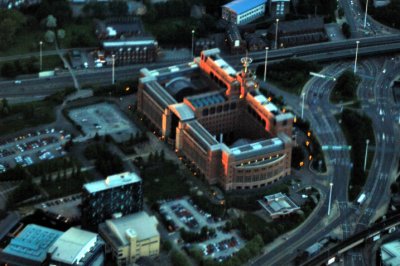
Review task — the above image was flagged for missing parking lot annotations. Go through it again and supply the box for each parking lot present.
[0,128,70,172]
[68,102,138,142]
[159,198,244,261]
[34,194,82,224]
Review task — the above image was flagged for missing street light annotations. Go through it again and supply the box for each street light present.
[354,40,360,74]
[263,47,269,82]
[39,41,43,71]
[275,19,279,49]
[112,54,115,85]
[191,29,195,58]
[364,0,369,29]
[363,139,370,171]
[328,182,333,216]
[301,92,305,119]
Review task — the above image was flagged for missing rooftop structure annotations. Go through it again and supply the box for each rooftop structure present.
[381,239,400,266]
[258,192,300,219]
[137,48,293,191]
[2,224,62,265]
[83,172,141,194]
[49,227,105,266]
[99,211,160,264]
[222,0,267,25]
[223,0,267,14]
[82,172,143,231]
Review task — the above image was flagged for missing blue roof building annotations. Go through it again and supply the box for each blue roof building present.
[1,224,62,265]
[222,0,267,25]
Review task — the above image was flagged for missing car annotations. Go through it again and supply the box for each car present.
[95,62,103,68]
[14,80,22,84]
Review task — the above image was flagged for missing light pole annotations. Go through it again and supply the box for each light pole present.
[263,47,269,82]
[328,182,333,216]
[364,0,369,29]
[39,41,43,71]
[301,92,305,119]
[275,18,279,49]
[363,139,370,171]
[191,29,195,58]
[112,54,115,85]
[354,40,360,73]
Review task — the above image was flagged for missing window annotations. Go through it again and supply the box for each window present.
[202,109,209,116]
[210,107,215,114]
[217,106,222,113]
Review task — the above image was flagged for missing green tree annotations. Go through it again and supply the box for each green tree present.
[342,22,351,38]
[170,249,190,266]
[0,9,26,51]
[1,62,17,78]
[109,0,128,16]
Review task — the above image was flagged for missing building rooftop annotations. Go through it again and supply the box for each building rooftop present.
[83,172,142,194]
[258,192,300,215]
[102,37,157,48]
[223,0,267,15]
[230,138,284,159]
[187,91,226,108]
[3,224,62,263]
[101,212,159,247]
[49,227,100,265]
[270,17,325,35]
[381,239,400,266]
[0,211,20,241]
[253,94,279,113]
[169,103,195,121]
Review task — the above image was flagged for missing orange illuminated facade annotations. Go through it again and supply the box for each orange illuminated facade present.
[137,49,294,190]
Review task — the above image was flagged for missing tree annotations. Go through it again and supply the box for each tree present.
[342,22,351,38]
[45,30,56,43]
[45,14,57,28]
[1,62,17,78]
[57,29,65,39]
[0,9,26,51]
[109,0,128,16]
[170,249,190,266]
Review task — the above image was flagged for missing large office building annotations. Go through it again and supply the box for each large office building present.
[0,224,62,266]
[82,172,143,231]
[48,227,105,266]
[222,0,267,25]
[137,48,294,191]
[269,0,291,18]
[99,211,159,266]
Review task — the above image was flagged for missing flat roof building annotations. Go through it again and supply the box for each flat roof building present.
[48,227,105,266]
[137,48,294,191]
[258,192,300,219]
[222,0,267,25]
[381,239,400,266]
[82,172,143,231]
[0,224,62,266]
[99,211,159,265]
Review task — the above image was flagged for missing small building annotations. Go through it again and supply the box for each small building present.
[269,0,291,18]
[258,192,300,219]
[381,239,400,266]
[102,37,158,66]
[267,17,327,48]
[48,227,105,266]
[95,17,145,40]
[0,224,62,266]
[98,211,160,265]
[194,38,216,57]
[225,23,247,54]
[374,0,390,7]
[244,32,267,51]
[222,0,267,25]
[81,172,143,231]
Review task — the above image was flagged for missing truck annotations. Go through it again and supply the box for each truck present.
[356,193,366,205]
[38,70,55,78]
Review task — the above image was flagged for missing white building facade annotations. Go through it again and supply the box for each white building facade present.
[222,0,267,25]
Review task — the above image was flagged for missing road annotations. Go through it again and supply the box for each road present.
[251,64,354,265]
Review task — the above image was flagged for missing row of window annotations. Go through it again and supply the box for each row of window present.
[235,177,281,189]
[202,102,237,116]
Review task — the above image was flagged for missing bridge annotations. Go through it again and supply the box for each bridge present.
[227,34,400,65]
[300,213,400,266]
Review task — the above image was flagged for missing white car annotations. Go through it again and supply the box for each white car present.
[95,62,103,68]
[14,80,22,84]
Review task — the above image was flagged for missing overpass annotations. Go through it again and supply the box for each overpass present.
[300,213,400,266]
[227,34,400,65]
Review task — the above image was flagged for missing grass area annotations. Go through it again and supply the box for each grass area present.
[330,70,360,103]
[60,20,98,48]
[41,172,92,199]
[0,87,75,136]
[0,29,49,57]
[0,55,64,77]
[140,159,190,205]
[257,59,322,95]
[336,109,375,201]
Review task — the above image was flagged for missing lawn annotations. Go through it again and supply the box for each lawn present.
[0,29,49,57]
[141,160,190,204]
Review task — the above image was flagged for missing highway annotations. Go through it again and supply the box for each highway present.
[3,34,400,98]
[250,64,354,265]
